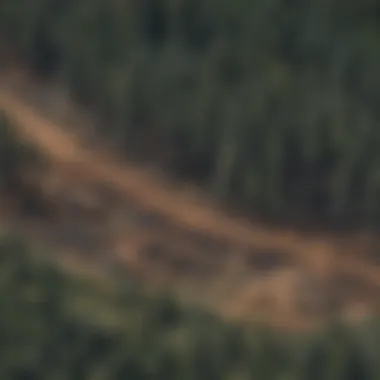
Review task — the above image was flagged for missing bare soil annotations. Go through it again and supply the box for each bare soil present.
[1,67,380,331]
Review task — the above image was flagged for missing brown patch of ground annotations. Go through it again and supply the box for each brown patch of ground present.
[1,67,380,331]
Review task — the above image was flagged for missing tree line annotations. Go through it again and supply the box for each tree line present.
[2,0,380,227]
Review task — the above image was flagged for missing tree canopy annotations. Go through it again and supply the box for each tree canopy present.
[2,0,380,227]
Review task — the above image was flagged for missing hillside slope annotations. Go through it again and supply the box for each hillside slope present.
[1,68,380,330]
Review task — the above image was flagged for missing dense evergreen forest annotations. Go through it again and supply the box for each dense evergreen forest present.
[1,50,380,380]
[0,116,379,380]
[0,234,379,380]
[2,0,380,227]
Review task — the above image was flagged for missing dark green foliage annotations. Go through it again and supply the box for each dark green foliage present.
[2,0,380,227]
[0,111,51,218]
[0,111,44,194]
[0,235,380,379]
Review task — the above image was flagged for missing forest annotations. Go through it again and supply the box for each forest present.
[0,75,380,380]
[2,100,379,380]
[2,1,380,378]
[2,0,380,227]
[0,235,379,380]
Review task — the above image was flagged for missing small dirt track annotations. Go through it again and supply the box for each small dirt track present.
[1,70,380,331]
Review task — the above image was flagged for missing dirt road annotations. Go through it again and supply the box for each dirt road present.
[1,70,380,330]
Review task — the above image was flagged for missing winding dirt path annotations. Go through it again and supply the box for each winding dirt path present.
[0,84,326,261]
[1,70,380,330]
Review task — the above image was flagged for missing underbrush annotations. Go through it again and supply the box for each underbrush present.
[0,235,379,379]
[0,110,51,217]
[0,111,41,191]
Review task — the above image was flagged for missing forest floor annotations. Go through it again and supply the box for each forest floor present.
[1,66,380,331]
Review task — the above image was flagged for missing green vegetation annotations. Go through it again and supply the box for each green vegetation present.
[3,4,380,377]
[0,110,50,219]
[0,234,378,379]
[2,0,380,227]
[0,111,44,194]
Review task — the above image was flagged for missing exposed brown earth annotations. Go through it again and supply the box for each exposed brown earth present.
[1,66,380,331]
